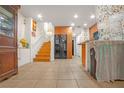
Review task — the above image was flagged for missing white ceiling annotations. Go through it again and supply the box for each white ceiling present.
[20,5,97,28]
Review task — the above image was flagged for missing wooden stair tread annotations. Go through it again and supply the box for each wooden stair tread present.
[34,58,50,62]
[34,57,50,60]
[36,54,50,56]
[33,41,51,62]
[38,52,50,53]
[37,55,50,57]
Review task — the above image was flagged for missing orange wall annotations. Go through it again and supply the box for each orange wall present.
[82,43,86,67]
[55,26,72,59]
[89,24,98,40]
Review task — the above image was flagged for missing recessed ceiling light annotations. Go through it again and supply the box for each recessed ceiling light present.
[69,27,72,30]
[90,14,95,19]
[71,23,75,26]
[0,16,4,20]
[84,23,87,26]
[38,14,42,18]
[73,33,76,37]
[74,14,78,19]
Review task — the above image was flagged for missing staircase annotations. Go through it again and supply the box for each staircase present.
[33,41,51,62]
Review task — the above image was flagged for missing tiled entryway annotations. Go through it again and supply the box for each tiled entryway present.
[0,57,124,88]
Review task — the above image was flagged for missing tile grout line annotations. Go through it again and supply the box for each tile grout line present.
[71,69,80,88]
[71,66,79,88]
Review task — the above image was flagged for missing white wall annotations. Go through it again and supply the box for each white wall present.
[25,17,32,45]
[18,11,31,67]
[18,11,26,47]
[75,36,82,57]
[43,22,55,61]
[49,23,55,62]
[18,49,30,67]
[18,11,47,66]
[73,37,76,56]
[73,28,89,57]
[30,19,46,62]
[24,19,55,62]
[18,11,55,66]
[31,20,44,45]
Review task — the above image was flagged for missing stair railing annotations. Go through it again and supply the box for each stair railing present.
[30,33,46,62]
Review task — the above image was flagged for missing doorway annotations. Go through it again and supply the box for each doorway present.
[54,35,67,59]
[72,40,74,56]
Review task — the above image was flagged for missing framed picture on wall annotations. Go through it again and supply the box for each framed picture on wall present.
[32,19,36,37]
[32,19,37,31]
[93,31,99,40]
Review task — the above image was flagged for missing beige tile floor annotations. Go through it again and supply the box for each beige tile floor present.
[0,57,124,88]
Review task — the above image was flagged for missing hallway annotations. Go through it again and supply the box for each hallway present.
[0,57,123,88]
[0,57,97,88]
